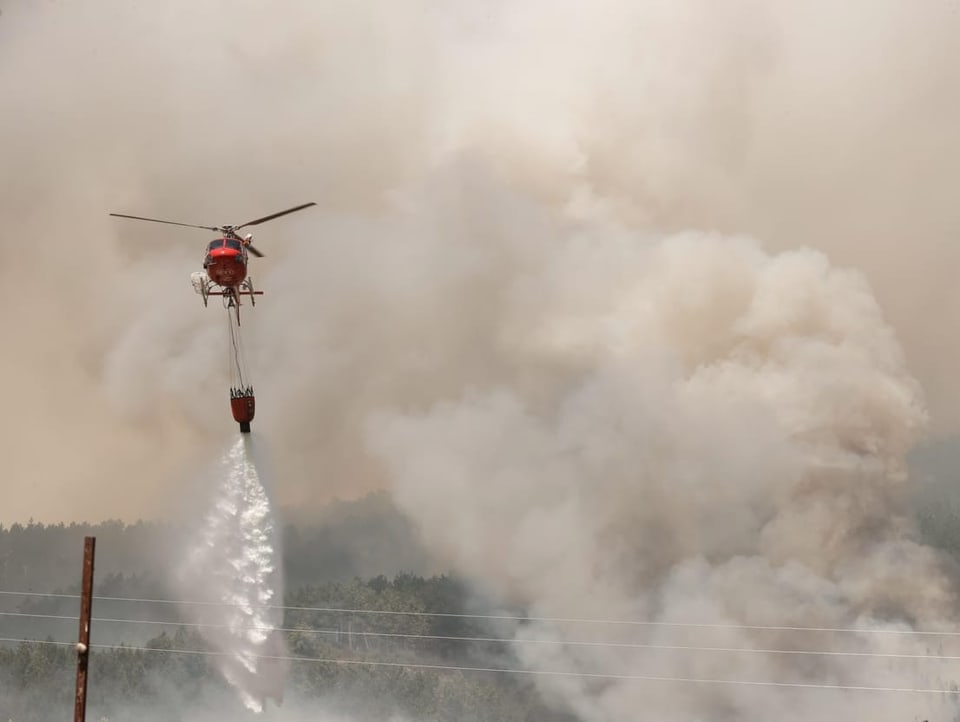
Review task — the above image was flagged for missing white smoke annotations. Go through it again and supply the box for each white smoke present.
[4,0,960,718]
[365,230,960,720]
[174,435,288,713]
[2,0,960,524]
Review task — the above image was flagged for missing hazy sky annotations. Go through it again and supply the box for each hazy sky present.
[1,0,958,527]
[6,3,960,719]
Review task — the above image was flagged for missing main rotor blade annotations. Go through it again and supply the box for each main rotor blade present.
[247,244,265,258]
[236,202,317,229]
[109,213,220,232]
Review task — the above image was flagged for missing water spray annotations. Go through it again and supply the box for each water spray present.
[174,434,287,713]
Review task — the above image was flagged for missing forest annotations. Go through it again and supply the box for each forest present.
[0,493,577,721]
[3,450,960,722]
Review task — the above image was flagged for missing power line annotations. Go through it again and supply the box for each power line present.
[3,589,960,638]
[4,611,960,664]
[0,611,77,622]
[2,636,960,696]
[90,619,960,663]
[0,590,78,600]
[0,636,72,648]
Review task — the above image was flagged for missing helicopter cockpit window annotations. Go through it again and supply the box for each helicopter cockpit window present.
[207,240,223,251]
[225,239,243,252]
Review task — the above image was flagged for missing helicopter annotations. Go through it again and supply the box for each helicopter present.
[109,202,317,325]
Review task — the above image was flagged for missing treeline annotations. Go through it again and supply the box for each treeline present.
[0,491,433,595]
[7,481,960,720]
[0,496,576,719]
[0,574,575,722]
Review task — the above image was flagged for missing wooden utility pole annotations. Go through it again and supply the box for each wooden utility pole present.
[74,536,96,722]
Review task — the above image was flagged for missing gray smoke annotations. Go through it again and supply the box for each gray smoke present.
[3,1,960,718]
[2,0,960,523]
[365,230,960,720]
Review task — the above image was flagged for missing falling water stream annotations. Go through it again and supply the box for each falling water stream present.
[175,435,287,713]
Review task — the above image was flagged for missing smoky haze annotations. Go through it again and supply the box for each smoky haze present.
[5,1,960,719]
[366,230,957,719]
[2,0,958,523]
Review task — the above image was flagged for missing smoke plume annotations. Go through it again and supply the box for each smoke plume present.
[1,0,959,522]
[3,1,960,717]
[365,228,960,719]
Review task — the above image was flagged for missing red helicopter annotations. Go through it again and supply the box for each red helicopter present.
[109,202,317,325]
[110,202,316,433]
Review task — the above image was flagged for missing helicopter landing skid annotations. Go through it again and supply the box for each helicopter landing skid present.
[208,284,263,326]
